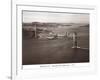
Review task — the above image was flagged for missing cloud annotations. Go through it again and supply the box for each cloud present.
[23,11,89,23]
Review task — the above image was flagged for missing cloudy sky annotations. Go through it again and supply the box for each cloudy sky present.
[23,11,89,23]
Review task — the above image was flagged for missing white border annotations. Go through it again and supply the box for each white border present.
[12,2,97,80]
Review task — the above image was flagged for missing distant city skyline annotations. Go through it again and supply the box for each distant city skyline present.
[23,11,89,23]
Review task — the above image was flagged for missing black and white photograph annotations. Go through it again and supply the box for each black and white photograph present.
[22,10,89,65]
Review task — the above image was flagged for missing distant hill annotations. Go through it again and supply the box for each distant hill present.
[22,22,89,28]
[22,23,32,26]
[80,24,89,27]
